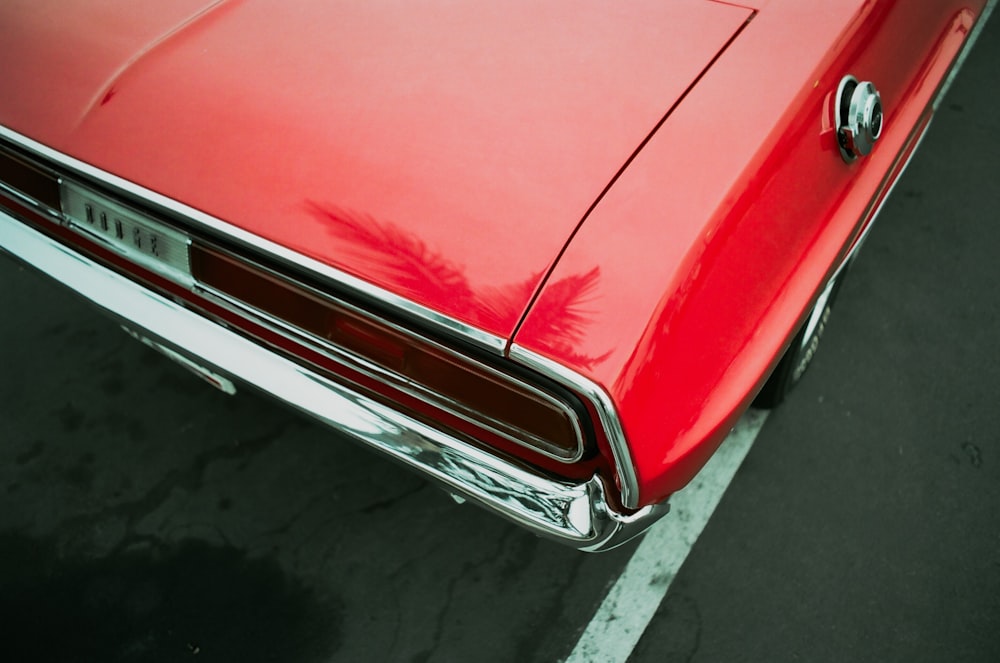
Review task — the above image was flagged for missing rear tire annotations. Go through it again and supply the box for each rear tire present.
[753,263,850,409]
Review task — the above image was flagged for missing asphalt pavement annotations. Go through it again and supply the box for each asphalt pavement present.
[1,12,998,663]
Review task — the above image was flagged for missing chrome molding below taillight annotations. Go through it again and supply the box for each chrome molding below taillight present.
[0,209,666,551]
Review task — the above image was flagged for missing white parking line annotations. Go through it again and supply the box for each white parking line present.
[565,409,770,663]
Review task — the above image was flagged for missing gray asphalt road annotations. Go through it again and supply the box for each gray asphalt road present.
[1,12,998,663]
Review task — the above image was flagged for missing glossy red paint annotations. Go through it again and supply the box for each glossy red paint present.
[514,0,987,505]
[0,0,751,341]
[1,0,990,530]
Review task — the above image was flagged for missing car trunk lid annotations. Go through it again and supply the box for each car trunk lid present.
[0,0,752,343]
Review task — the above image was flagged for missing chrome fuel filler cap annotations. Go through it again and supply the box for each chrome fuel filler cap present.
[835,75,883,162]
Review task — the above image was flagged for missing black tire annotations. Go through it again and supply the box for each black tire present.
[753,263,850,409]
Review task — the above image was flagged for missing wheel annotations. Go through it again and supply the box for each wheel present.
[753,262,850,409]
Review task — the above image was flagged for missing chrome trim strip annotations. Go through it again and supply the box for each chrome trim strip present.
[508,345,641,510]
[933,0,997,111]
[0,125,507,355]
[0,208,662,550]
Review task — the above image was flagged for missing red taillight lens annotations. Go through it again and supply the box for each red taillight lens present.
[0,149,61,210]
[403,343,582,458]
[190,246,583,460]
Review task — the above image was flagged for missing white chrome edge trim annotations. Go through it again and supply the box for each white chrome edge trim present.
[0,125,507,356]
[933,0,997,111]
[508,344,641,510]
[0,209,662,550]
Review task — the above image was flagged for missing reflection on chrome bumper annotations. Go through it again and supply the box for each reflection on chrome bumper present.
[0,211,667,551]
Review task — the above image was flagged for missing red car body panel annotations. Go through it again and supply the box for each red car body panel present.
[0,0,750,340]
[0,0,991,546]
[516,0,987,504]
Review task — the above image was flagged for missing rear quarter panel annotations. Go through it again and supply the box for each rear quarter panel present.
[513,0,988,506]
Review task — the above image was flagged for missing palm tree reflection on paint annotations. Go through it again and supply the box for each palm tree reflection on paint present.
[307,201,610,371]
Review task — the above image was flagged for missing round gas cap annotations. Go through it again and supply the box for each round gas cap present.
[835,75,883,162]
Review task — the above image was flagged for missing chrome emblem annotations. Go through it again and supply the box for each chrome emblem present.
[835,75,883,162]
[60,179,193,286]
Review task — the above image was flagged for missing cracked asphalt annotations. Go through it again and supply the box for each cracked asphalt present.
[2,15,998,663]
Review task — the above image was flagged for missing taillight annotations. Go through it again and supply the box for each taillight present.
[0,149,61,210]
[0,144,586,462]
[190,245,584,460]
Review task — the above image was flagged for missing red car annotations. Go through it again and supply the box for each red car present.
[0,0,993,550]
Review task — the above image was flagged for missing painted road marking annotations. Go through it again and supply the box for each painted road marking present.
[565,409,769,663]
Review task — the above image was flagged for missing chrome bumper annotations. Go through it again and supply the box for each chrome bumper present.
[0,210,666,551]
